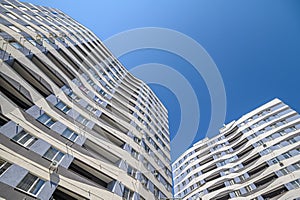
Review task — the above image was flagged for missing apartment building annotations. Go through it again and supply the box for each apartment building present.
[0,0,172,199]
[173,99,300,200]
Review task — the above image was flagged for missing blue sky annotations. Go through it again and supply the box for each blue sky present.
[23,0,300,160]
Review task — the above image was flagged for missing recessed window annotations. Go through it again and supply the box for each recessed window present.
[19,6,28,11]
[12,130,37,148]
[35,15,43,21]
[10,41,23,50]
[27,37,37,46]
[16,173,45,196]
[122,187,134,200]
[39,25,48,32]
[76,115,89,126]
[31,8,38,12]
[62,128,78,142]
[2,4,13,9]
[0,158,12,176]
[8,25,21,33]
[55,101,70,113]
[37,113,56,128]
[22,14,31,20]
[6,12,17,19]
[46,16,53,22]
[26,25,36,32]
[43,146,64,163]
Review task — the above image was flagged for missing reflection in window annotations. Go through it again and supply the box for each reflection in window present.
[0,158,12,176]
[12,130,37,148]
[6,12,17,19]
[37,113,56,127]
[16,173,45,196]
[8,25,21,33]
[10,41,23,49]
[62,128,78,142]
[55,101,70,113]
[43,146,64,163]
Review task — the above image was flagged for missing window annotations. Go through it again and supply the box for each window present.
[282,152,292,159]
[39,25,48,32]
[26,25,36,32]
[26,37,37,46]
[31,8,38,12]
[233,189,241,197]
[122,187,134,200]
[12,130,37,148]
[18,6,28,11]
[35,15,43,21]
[290,179,300,189]
[293,162,300,170]
[55,101,70,113]
[22,14,31,20]
[16,173,45,196]
[8,25,21,33]
[76,115,89,126]
[245,184,255,193]
[127,165,137,178]
[0,158,11,176]
[10,41,23,50]
[3,4,13,9]
[61,128,78,142]
[131,148,139,160]
[43,147,64,163]
[280,167,289,175]
[37,113,56,127]
[6,12,17,19]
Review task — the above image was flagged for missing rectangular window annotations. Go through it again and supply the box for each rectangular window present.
[55,101,70,113]
[26,25,36,33]
[234,189,241,197]
[37,113,56,127]
[35,15,43,21]
[3,4,13,9]
[293,162,300,170]
[61,128,78,142]
[76,115,89,126]
[280,167,289,175]
[282,152,292,159]
[16,173,45,196]
[22,14,31,20]
[122,187,134,200]
[6,12,17,19]
[18,6,28,11]
[10,41,23,49]
[43,147,64,163]
[291,179,300,189]
[8,25,21,33]
[0,158,12,176]
[12,130,37,148]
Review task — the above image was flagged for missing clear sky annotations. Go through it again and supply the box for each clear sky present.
[22,0,300,160]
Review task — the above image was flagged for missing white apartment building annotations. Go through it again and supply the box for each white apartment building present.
[0,0,172,199]
[173,98,300,200]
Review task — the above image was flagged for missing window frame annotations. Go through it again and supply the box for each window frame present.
[55,101,70,114]
[16,173,45,196]
[0,158,12,176]
[12,130,37,148]
[61,128,78,142]
[37,113,56,128]
[43,146,65,164]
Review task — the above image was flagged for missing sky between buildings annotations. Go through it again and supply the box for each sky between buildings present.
[22,0,300,160]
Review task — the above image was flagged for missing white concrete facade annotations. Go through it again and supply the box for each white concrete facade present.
[173,98,300,200]
[0,0,172,199]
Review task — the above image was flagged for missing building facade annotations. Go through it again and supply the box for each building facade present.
[173,99,300,200]
[0,0,172,199]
